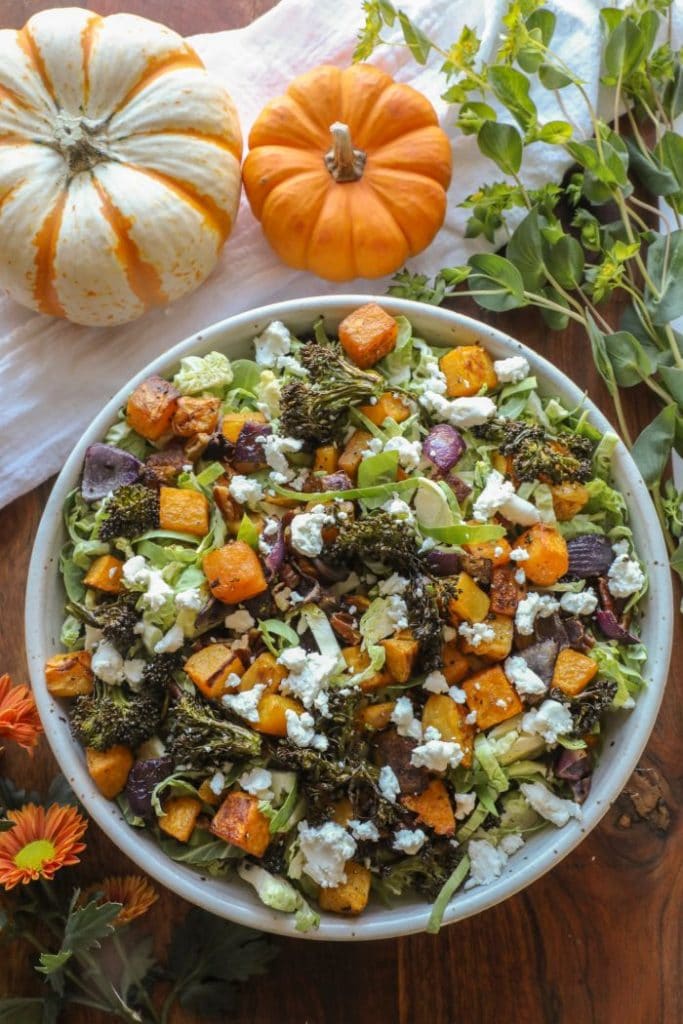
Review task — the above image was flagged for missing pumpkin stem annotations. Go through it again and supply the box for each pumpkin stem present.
[52,114,108,177]
[325,121,367,183]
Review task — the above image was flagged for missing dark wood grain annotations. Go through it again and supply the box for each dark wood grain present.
[1,2,681,1022]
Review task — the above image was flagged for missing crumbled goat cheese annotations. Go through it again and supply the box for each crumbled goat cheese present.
[253,320,292,367]
[392,828,427,855]
[454,792,477,820]
[522,699,573,745]
[381,495,415,522]
[505,655,547,697]
[229,474,264,508]
[209,771,226,796]
[222,684,266,723]
[278,647,338,710]
[559,588,598,616]
[363,436,384,457]
[238,767,274,800]
[493,355,530,383]
[384,435,422,471]
[121,658,145,690]
[515,591,560,635]
[378,765,401,803]
[421,392,497,428]
[225,609,256,632]
[297,821,356,888]
[290,506,333,557]
[378,573,409,597]
[607,541,645,599]
[386,594,409,633]
[154,622,185,654]
[122,555,172,612]
[500,833,525,856]
[348,819,380,843]
[261,434,303,483]
[449,686,467,705]
[465,839,508,889]
[175,588,204,612]
[442,625,457,642]
[410,738,463,771]
[284,709,328,751]
[521,781,582,827]
[465,709,478,725]
[458,621,495,647]
[84,626,103,651]
[423,670,449,694]
[91,640,124,685]
[515,568,526,585]
[472,470,540,525]
[509,546,530,562]
[391,696,423,741]
[134,619,162,654]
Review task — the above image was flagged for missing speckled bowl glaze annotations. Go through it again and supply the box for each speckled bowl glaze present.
[26,296,673,941]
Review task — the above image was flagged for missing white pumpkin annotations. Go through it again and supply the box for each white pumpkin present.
[0,8,242,326]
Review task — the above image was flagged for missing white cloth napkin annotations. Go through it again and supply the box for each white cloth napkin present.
[0,0,650,506]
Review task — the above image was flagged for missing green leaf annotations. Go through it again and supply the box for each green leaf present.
[357,449,398,492]
[477,120,523,176]
[646,229,683,325]
[544,234,584,289]
[603,17,645,81]
[658,130,683,195]
[631,405,676,486]
[518,8,555,72]
[625,138,681,197]
[538,62,572,89]
[488,65,537,131]
[586,315,617,397]
[604,331,655,387]
[398,11,431,64]
[37,951,72,976]
[539,287,570,330]
[663,63,683,121]
[0,999,59,1024]
[236,514,260,551]
[658,365,683,404]
[426,854,470,934]
[457,101,497,136]
[506,207,545,290]
[421,522,505,545]
[259,618,300,653]
[63,897,122,954]
[534,120,573,145]
[467,253,527,312]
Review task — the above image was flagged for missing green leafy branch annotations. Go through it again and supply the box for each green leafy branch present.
[355,0,683,592]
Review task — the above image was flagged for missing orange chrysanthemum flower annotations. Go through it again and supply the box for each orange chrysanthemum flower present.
[0,804,87,890]
[82,874,158,926]
[0,674,42,753]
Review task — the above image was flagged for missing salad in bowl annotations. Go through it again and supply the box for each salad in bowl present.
[40,301,655,934]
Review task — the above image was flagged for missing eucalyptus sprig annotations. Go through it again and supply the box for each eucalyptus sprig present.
[355,0,683,594]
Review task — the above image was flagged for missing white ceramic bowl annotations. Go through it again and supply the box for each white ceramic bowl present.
[26,296,673,941]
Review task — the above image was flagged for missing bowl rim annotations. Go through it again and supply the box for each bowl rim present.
[25,294,673,942]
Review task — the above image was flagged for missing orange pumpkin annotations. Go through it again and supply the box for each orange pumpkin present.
[242,64,452,281]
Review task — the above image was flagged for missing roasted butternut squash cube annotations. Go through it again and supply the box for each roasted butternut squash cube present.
[463,534,511,568]
[441,641,470,686]
[86,745,133,799]
[490,564,525,617]
[440,346,497,398]
[342,646,391,693]
[463,666,523,730]
[551,648,598,696]
[203,541,267,604]
[332,797,354,826]
[221,409,267,444]
[338,429,373,481]
[338,303,398,369]
[381,631,419,683]
[422,694,475,768]
[210,790,270,856]
[83,554,124,594]
[402,778,455,836]
[45,650,94,697]
[172,395,220,437]
[126,375,179,441]
[313,445,339,474]
[358,391,410,426]
[239,652,286,695]
[184,644,243,700]
[197,779,222,806]
[318,861,371,915]
[159,486,209,537]
[358,701,395,731]
[158,796,202,843]
[515,524,569,587]
[448,572,490,624]
[254,693,305,736]
[459,614,514,662]
[550,481,589,522]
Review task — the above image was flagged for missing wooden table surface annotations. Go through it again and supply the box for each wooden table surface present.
[1,1,681,1022]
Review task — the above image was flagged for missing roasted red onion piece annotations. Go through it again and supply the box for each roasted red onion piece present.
[262,521,286,578]
[234,421,271,464]
[595,609,639,644]
[423,548,461,577]
[567,534,614,577]
[125,755,173,818]
[319,471,353,491]
[423,424,466,472]
[82,443,141,501]
[516,639,559,686]
[555,746,593,803]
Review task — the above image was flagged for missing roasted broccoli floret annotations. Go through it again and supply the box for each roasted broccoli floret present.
[379,841,462,901]
[325,510,422,573]
[98,483,159,541]
[549,677,618,735]
[472,418,594,483]
[279,338,384,444]
[71,683,165,752]
[164,693,262,769]
[140,653,181,689]
[97,595,139,652]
